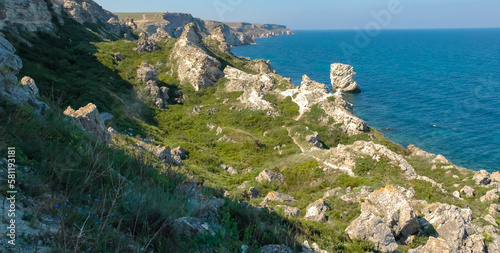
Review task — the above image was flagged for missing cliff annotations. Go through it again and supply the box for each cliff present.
[115,12,294,47]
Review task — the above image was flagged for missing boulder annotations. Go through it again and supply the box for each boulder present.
[460,186,476,198]
[137,62,158,82]
[256,168,286,185]
[362,186,419,238]
[154,145,176,165]
[304,198,331,222]
[259,244,293,253]
[63,103,111,144]
[488,234,500,253]
[480,189,499,203]
[145,80,169,108]
[491,172,500,183]
[330,63,360,93]
[473,170,491,186]
[171,23,223,90]
[306,133,323,148]
[262,192,297,205]
[277,205,300,218]
[301,240,328,253]
[420,203,473,252]
[134,35,160,53]
[484,214,498,227]
[323,187,342,198]
[247,187,261,199]
[345,211,399,253]
[171,146,189,160]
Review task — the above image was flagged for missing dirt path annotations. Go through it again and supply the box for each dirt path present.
[287,127,305,153]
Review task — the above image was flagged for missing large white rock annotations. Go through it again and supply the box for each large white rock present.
[330,63,360,93]
[64,103,111,144]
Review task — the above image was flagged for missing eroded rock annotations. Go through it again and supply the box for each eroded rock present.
[346,211,399,253]
[304,198,331,222]
[330,63,360,93]
[64,103,111,143]
[262,191,297,205]
[256,168,286,185]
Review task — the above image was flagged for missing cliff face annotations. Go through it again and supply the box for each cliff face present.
[0,0,131,38]
[0,0,54,32]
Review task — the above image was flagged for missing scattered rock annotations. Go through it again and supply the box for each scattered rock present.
[484,214,498,227]
[330,63,360,93]
[304,198,331,222]
[464,234,486,253]
[453,190,462,199]
[145,80,169,108]
[301,240,328,253]
[277,205,300,218]
[473,170,491,186]
[256,168,286,185]
[247,187,261,198]
[218,135,236,143]
[408,237,450,253]
[461,186,476,198]
[64,103,111,144]
[175,179,204,199]
[134,34,160,53]
[323,187,342,198]
[345,211,399,253]
[480,189,499,203]
[209,108,219,114]
[489,204,500,216]
[216,126,223,135]
[226,166,238,175]
[491,172,500,183]
[193,106,201,114]
[173,217,210,237]
[432,154,449,164]
[237,181,250,191]
[306,133,323,148]
[262,192,297,205]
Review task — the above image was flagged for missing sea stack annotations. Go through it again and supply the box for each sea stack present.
[330,63,361,93]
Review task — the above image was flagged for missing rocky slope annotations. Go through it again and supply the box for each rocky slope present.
[1,1,499,252]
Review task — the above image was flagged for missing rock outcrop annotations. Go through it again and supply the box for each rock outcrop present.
[304,198,331,222]
[256,168,286,185]
[259,244,293,253]
[63,103,111,144]
[145,80,169,108]
[277,205,300,218]
[261,191,297,205]
[137,62,158,82]
[281,75,367,135]
[330,63,360,93]
[171,23,224,90]
[419,203,473,252]
[0,0,54,32]
[346,186,418,252]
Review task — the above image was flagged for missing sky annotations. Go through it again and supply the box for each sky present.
[96,0,500,30]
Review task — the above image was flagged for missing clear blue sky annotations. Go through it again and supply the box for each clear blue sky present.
[96,0,500,30]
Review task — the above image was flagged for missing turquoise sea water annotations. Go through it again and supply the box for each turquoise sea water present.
[232,29,500,171]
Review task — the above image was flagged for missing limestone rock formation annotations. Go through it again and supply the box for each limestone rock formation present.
[461,186,476,198]
[304,199,331,222]
[134,35,160,53]
[408,237,450,253]
[330,63,361,93]
[171,23,224,90]
[420,202,473,252]
[63,103,111,144]
[223,66,275,93]
[145,80,169,108]
[346,211,399,252]
[301,240,328,253]
[154,146,176,165]
[480,189,499,203]
[473,170,492,186]
[137,62,158,82]
[256,168,286,185]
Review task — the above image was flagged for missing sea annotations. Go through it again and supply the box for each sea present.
[232,29,500,172]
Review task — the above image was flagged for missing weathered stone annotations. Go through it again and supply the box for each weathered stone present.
[453,190,462,199]
[306,133,323,148]
[304,198,331,222]
[134,35,160,53]
[171,146,189,160]
[0,0,54,32]
[345,211,399,253]
[262,192,297,205]
[259,244,293,253]
[461,186,476,198]
[420,203,473,252]
[301,240,328,253]
[137,62,158,82]
[489,204,500,216]
[408,237,450,253]
[171,23,224,90]
[484,214,498,227]
[277,205,300,218]
[175,179,204,199]
[145,80,169,108]
[172,217,206,237]
[323,187,342,198]
[473,170,491,186]
[480,189,499,203]
[154,146,176,165]
[256,168,286,185]
[464,234,486,253]
[330,63,360,93]
[491,172,500,183]
[488,233,500,253]
[64,103,111,143]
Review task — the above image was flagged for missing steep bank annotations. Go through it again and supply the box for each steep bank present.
[1,1,500,252]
